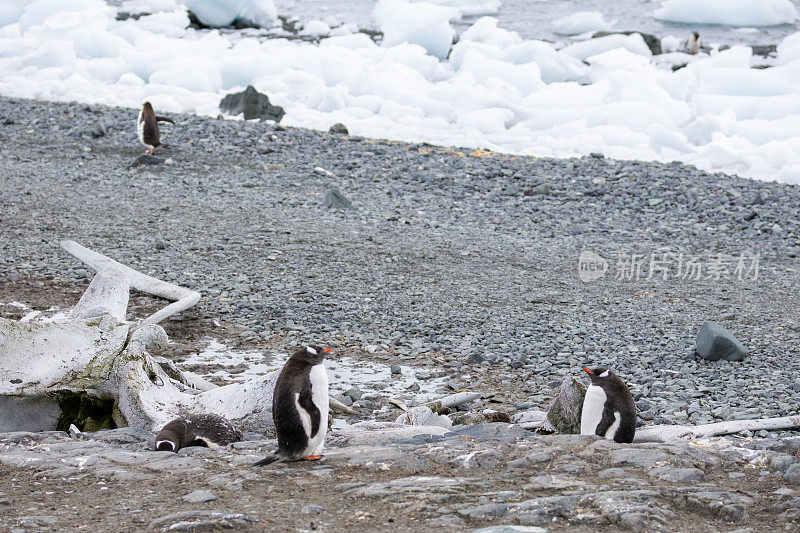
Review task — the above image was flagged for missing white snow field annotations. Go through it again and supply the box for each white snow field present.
[654,0,799,27]
[1,0,800,183]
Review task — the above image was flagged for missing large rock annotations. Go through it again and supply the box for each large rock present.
[219,85,285,122]
[696,321,748,361]
[547,376,586,434]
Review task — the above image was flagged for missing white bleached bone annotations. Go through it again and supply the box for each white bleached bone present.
[439,391,480,408]
[634,415,800,443]
[60,240,200,329]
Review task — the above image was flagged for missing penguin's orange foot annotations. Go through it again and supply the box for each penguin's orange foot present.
[303,455,321,461]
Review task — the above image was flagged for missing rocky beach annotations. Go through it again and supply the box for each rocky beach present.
[1,96,800,531]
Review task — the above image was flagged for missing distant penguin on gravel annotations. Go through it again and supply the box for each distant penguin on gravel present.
[137,102,174,155]
[155,413,243,452]
[255,345,331,466]
[580,367,636,443]
[685,31,702,55]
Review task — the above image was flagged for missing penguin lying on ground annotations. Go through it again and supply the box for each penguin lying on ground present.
[155,413,243,452]
[255,345,331,466]
[580,366,636,443]
[137,102,174,155]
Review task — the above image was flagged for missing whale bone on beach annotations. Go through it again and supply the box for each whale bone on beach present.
[0,241,279,434]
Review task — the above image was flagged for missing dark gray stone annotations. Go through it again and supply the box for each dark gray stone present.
[329,123,349,135]
[219,85,285,122]
[128,153,166,168]
[695,321,748,361]
[323,188,352,209]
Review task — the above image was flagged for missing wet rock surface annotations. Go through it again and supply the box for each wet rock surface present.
[1,427,799,530]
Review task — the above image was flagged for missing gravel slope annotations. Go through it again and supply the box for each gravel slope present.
[1,96,799,431]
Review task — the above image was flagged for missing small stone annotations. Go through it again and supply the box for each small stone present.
[328,123,348,135]
[332,393,353,407]
[525,183,551,196]
[127,153,166,168]
[344,388,363,401]
[302,504,325,513]
[182,489,217,503]
[90,122,106,137]
[390,364,402,375]
[695,321,748,362]
[155,240,166,250]
[323,188,352,209]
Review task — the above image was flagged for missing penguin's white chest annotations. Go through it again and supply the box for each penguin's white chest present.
[136,111,146,145]
[581,384,607,436]
[294,363,329,457]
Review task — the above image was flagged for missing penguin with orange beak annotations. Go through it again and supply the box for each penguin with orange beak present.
[580,366,636,443]
[255,345,333,465]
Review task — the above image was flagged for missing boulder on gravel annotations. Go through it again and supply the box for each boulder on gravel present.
[547,376,586,434]
[329,123,349,135]
[323,188,353,209]
[219,85,285,122]
[696,321,748,362]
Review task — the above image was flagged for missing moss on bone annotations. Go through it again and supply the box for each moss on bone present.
[53,390,116,432]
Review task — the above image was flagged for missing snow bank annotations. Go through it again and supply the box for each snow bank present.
[552,11,612,36]
[373,0,457,59]
[654,0,799,27]
[1,4,799,183]
[777,31,800,64]
[183,0,276,28]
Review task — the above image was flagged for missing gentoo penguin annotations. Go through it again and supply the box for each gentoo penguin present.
[137,102,174,155]
[155,413,243,452]
[580,367,636,443]
[685,31,702,55]
[255,345,331,466]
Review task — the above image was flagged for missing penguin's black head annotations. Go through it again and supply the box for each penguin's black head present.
[290,344,331,365]
[691,31,700,40]
[154,428,180,452]
[582,366,613,383]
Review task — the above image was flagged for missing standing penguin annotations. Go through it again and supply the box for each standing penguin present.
[685,31,702,55]
[137,102,174,155]
[154,413,243,452]
[255,345,331,466]
[580,367,636,443]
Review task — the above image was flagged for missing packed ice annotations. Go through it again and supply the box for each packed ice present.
[551,11,612,36]
[0,1,799,182]
[653,0,799,27]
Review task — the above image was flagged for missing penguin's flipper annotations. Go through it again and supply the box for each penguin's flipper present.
[298,382,322,439]
[594,403,618,438]
[156,116,175,124]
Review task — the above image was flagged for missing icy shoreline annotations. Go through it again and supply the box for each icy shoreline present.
[0,1,799,182]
